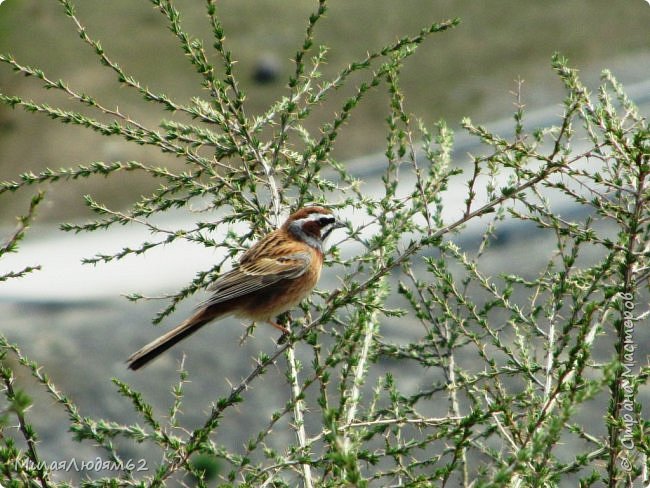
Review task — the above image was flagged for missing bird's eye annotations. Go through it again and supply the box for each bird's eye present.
[319,217,335,226]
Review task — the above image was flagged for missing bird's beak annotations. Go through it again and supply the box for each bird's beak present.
[333,219,346,229]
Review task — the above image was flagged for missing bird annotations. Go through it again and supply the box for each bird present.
[127,206,344,370]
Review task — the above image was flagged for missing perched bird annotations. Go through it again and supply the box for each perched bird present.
[127,206,344,370]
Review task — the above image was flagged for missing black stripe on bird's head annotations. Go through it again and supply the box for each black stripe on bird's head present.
[285,206,344,249]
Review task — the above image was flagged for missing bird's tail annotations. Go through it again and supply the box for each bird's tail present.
[127,308,219,370]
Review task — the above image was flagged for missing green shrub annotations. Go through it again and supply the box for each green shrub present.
[1,1,648,486]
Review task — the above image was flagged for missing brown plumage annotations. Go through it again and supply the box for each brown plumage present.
[127,206,343,370]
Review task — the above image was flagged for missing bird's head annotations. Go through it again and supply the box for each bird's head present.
[284,206,345,251]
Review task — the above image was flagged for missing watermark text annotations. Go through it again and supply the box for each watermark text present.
[15,457,148,473]
[618,292,638,472]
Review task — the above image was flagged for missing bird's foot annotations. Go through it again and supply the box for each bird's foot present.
[269,320,290,344]
[268,320,289,334]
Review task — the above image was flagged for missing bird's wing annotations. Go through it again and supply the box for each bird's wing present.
[202,251,312,306]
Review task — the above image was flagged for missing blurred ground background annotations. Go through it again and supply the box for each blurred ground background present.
[1,0,650,221]
[0,1,649,484]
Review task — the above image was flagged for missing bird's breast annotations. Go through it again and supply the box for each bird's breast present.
[239,249,323,322]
